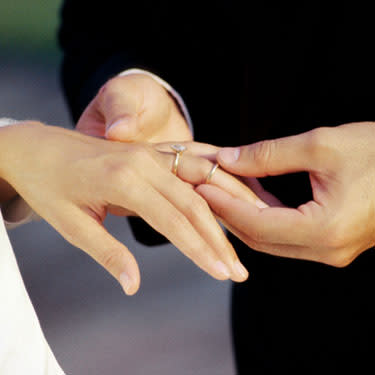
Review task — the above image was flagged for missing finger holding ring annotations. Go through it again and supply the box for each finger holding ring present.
[205,163,219,184]
[170,144,187,175]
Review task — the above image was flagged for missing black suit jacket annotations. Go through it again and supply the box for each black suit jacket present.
[59,0,375,201]
[59,1,375,372]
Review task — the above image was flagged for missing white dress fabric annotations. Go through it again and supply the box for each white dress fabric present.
[0,118,64,373]
[0,210,64,374]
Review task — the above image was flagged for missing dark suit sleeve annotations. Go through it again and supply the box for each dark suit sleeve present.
[58,0,194,246]
[58,0,201,122]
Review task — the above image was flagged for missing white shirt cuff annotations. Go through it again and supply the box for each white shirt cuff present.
[0,118,20,127]
[118,68,193,135]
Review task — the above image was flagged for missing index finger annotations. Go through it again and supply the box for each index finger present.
[178,153,267,207]
[196,184,315,247]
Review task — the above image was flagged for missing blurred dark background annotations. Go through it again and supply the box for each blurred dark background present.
[0,1,234,374]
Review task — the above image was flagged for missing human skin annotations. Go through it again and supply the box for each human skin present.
[76,74,192,143]
[86,75,375,267]
[0,122,265,294]
[197,122,375,267]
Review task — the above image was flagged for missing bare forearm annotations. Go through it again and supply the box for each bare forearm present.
[0,122,45,204]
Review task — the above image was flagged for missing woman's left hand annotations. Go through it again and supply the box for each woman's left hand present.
[0,123,264,295]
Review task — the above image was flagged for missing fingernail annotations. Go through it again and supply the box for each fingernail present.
[255,200,268,209]
[106,119,127,135]
[214,260,231,279]
[234,260,249,280]
[119,271,132,295]
[218,147,240,164]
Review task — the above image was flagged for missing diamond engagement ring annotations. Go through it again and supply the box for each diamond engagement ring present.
[170,144,187,175]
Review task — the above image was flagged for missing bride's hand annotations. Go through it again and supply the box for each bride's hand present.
[0,123,262,295]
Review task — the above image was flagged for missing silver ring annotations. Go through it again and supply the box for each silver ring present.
[170,144,187,175]
[205,163,219,184]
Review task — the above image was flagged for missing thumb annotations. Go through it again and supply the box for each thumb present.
[217,131,318,177]
[97,77,144,142]
[105,116,140,142]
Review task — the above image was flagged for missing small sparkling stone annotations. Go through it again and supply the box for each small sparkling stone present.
[170,144,186,153]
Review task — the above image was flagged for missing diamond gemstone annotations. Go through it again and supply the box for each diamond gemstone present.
[170,144,186,153]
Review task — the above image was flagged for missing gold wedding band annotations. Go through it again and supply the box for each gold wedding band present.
[170,144,187,175]
[205,163,219,184]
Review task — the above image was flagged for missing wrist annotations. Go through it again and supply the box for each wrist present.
[0,121,45,186]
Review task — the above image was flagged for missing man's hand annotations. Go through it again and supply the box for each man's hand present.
[197,122,375,267]
[77,74,192,143]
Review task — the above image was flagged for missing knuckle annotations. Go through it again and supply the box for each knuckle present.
[128,146,159,174]
[104,158,127,181]
[321,223,354,267]
[246,225,266,244]
[122,73,159,91]
[326,250,353,268]
[252,139,276,172]
[98,77,121,97]
[99,249,119,272]
[324,224,349,251]
[98,75,154,100]
[306,127,327,152]
[128,145,152,164]
[305,127,338,165]
[102,156,137,190]
[310,212,356,267]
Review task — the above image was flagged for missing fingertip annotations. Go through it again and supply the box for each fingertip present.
[217,147,240,165]
[105,117,137,141]
[213,260,231,280]
[119,270,140,296]
[231,260,249,283]
[194,184,206,195]
[116,249,141,296]
[195,183,217,197]
[195,184,231,203]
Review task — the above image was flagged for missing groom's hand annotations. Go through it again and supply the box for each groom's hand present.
[76,74,192,143]
[197,123,375,267]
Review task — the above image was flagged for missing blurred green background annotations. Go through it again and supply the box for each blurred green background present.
[0,0,61,60]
